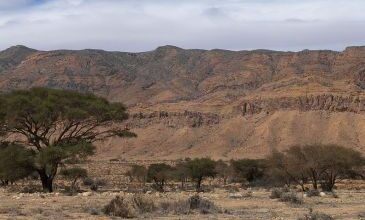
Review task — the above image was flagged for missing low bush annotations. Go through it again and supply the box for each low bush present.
[298,208,334,220]
[95,178,107,187]
[83,178,94,186]
[84,178,108,191]
[159,194,219,215]
[279,192,303,205]
[188,194,219,214]
[159,200,190,215]
[104,194,156,218]
[103,196,137,218]
[270,187,290,199]
[131,194,156,213]
[20,185,41,194]
[63,186,79,196]
[306,189,320,197]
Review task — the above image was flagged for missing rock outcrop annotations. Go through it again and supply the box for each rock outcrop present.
[241,95,365,115]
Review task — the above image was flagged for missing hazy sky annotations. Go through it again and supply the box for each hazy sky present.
[1,0,365,52]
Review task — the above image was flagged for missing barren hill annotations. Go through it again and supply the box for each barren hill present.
[1,45,365,160]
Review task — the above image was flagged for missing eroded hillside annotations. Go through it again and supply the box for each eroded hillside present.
[1,45,365,159]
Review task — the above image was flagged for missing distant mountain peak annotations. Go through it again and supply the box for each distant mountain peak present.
[155,45,183,51]
[1,45,36,55]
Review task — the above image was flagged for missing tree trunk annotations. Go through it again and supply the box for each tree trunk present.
[38,169,54,193]
[309,169,318,190]
[196,177,202,192]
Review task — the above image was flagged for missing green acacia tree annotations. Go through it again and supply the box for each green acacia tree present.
[0,88,135,192]
[147,163,173,192]
[230,159,265,183]
[186,158,216,192]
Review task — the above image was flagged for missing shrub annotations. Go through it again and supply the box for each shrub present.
[95,178,107,187]
[83,177,94,186]
[84,178,107,191]
[298,209,334,220]
[159,200,190,215]
[159,195,219,215]
[270,187,289,199]
[104,194,156,218]
[103,196,136,218]
[90,184,98,192]
[279,192,303,205]
[60,167,88,192]
[306,189,320,197]
[89,208,99,215]
[20,185,41,194]
[188,194,219,214]
[131,194,156,213]
[0,143,35,184]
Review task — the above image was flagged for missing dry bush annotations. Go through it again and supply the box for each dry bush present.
[104,194,156,218]
[83,178,94,186]
[298,209,334,220]
[103,196,137,218]
[279,192,303,205]
[188,194,219,214]
[270,187,290,199]
[159,200,190,215]
[306,189,320,197]
[131,194,156,213]
[159,194,219,215]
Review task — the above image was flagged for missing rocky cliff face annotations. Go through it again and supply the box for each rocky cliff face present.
[1,45,365,159]
[241,94,365,115]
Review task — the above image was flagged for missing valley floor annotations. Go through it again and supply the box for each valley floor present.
[0,188,364,220]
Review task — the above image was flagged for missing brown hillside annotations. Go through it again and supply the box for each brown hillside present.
[1,45,365,160]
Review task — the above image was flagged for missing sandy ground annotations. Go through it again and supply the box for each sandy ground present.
[0,188,364,220]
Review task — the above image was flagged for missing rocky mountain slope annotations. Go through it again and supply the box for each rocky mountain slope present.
[1,45,365,159]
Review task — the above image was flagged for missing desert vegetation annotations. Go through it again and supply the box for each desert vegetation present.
[0,88,364,219]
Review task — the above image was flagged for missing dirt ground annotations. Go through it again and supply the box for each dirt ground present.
[0,188,364,220]
[0,161,364,219]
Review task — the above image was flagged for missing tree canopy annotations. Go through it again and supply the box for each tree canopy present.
[186,158,216,191]
[0,142,34,184]
[0,88,135,192]
[266,145,365,191]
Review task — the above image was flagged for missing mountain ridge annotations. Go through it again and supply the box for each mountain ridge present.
[1,45,365,160]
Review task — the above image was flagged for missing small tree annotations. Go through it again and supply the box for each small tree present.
[231,159,264,184]
[0,142,34,185]
[186,158,216,192]
[266,145,365,192]
[171,161,190,189]
[265,149,295,187]
[214,160,232,185]
[317,145,365,191]
[60,167,88,191]
[147,163,173,192]
[126,164,147,184]
[0,88,136,192]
